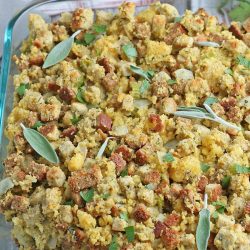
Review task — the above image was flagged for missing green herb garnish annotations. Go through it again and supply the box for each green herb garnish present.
[120,168,128,177]
[20,123,59,163]
[224,68,233,76]
[212,201,226,219]
[32,121,44,130]
[122,43,137,59]
[130,65,154,81]
[163,152,174,163]
[174,16,183,23]
[17,83,30,96]
[236,55,250,69]
[64,200,74,206]
[231,164,250,174]
[80,188,94,203]
[167,79,177,85]
[125,226,135,242]
[229,1,250,22]
[204,97,218,106]
[76,87,85,103]
[43,30,81,68]
[109,235,118,250]
[201,163,210,173]
[221,176,231,189]
[139,79,150,94]
[71,114,80,125]
[174,103,241,131]
[196,194,210,250]
[120,212,129,222]
[93,24,107,34]
[84,33,96,45]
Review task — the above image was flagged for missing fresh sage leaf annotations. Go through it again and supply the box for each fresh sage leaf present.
[196,194,210,250]
[71,114,80,125]
[93,24,107,34]
[225,68,233,76]
[84,33,96,45]
[174,16,183,23]
[125,226,135,242]
[43,30,81,68]
[32,121,44,130]
[229,2,250,22]
[221,176,231,189]
[0,177,14,196]
[96,137,113,159]
[231,164,250,174]
[76,87,85,103]
[20,123,59,163]
[201,163,210,173]
[122,43,137,59]
[80,188,94,203]
[130,65,154,81]
[236,55,250,69]
[109,235,118,250]
[212,201,226,216]
[163,152,174,163]
[64,200,74,206]
[17,83,30,96]
[120,212,129,222]
[140,79,150,94]
[167,79,177,85]
[204,97,218,105]
[120,168,128,177]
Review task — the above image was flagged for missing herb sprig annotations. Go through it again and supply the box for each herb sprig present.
[196,194,210,250]
[174,101,241,131]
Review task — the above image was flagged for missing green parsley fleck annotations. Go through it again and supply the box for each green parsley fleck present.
[201,163,210,173]
[109,235,118,250]
[221,176,231,189]
[31,121,44,130]
[204,97,218,106]
[17,83,29,96]
[120,168,128,177]
[93,24,107,34]
[212,201,226,219]
[125,226,135,242]
[71,114,80,125]
[64,200,74,206]
[120,212,129,222]
[139,79,150,94]
[76,87,85,103]
[236,55,250,69]
[163,152,174,163]
[167,79,177,85]
[231,164,250,174]
[224,68,233,76]
[80,188,94,203]
[84,33,96,45]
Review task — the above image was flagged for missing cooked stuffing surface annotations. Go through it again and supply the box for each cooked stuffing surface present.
[1,2,250,250]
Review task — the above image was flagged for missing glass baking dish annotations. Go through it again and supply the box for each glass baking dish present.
[0,0,194,248]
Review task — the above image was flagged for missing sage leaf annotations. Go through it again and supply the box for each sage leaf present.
[201,163,210,173]
[120,168,128,177]
[120,212,129,222]
[96,137,113,159]
[140,79,150,94]
[225,68,233,76]
[231,164,250,174]
[17,83,30,96]
[76,87,85,103]
[32,121,44,130]
[167,79,177,85]
[174,16,183,23]
[122,43,137,59]
[221,176,231,189]
[84,33,96,45]
[163,152,175,163]
[20,123,59,163]
[236,55,250,69]
[93,24,107,34]
[80,188,94,203]
[71,114,80,125]
[0,177,14,196]
[204,97,218,105]
[125,226,135,242]
[130,65,154,81]
[196,194,210,250]
[43,30,81,68]
[109,235,118,250]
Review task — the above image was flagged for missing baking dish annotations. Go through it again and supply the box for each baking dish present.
[0,0,199,248]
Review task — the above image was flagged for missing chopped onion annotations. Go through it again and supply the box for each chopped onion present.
[174,69,194,81]
[145,183,156,190]
[0,177,14,196]
[112,125,129,136]
[47,236,57,249]
[195,41,220,48]
[96,137,113,159]
[239,96,250,108]
[156,213,166,222]
[133,99,151,109]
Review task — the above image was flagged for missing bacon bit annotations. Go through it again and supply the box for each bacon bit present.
[48,83,61,92]
[61,126,78,139]
[244,201,250,215]
[197,176,208,193]
[135,149,148,165]
[148,114,164,132]
[161,228,180,249]
[97,57,114,74]
[134,203,150,222]
[220,97,237,111]
[29,56,44,66]
[229,23,243,40]
[164,213,181,227]
[154,221,167,238]
[143,170,161,184]
[111,206,120,217]
[96,113,112,132]
[59,87,75,103]
[115,145,133,162]
[110,153,126,175]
